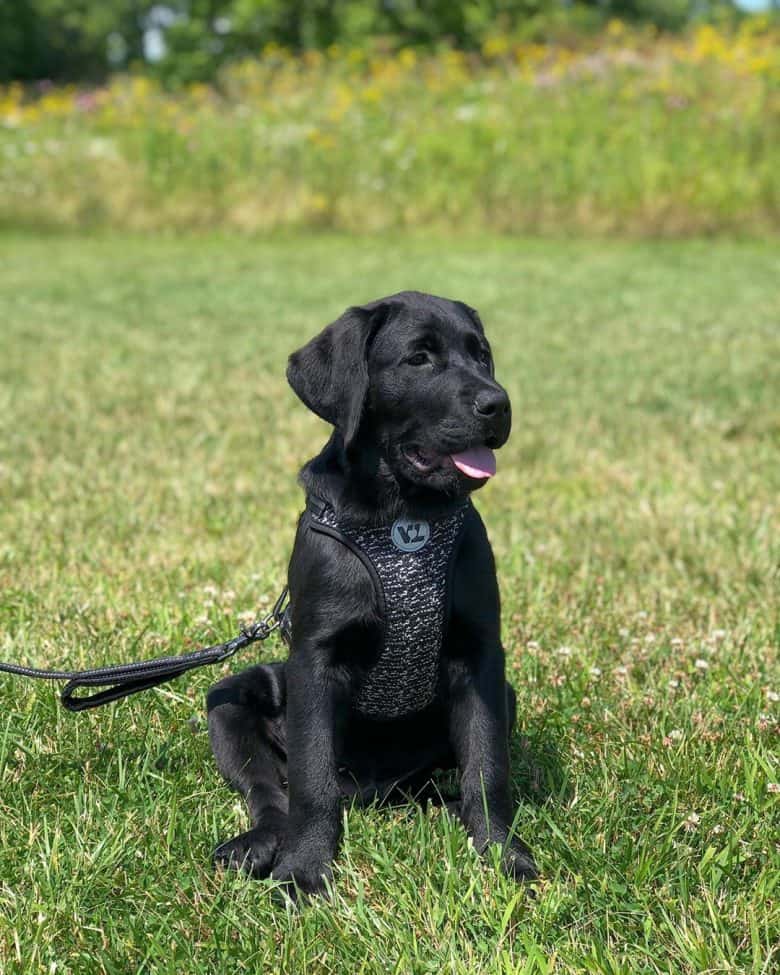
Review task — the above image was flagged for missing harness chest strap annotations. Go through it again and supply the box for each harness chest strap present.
[304,496,471,719]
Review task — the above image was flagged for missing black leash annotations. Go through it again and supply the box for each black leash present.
[0,587,289,712]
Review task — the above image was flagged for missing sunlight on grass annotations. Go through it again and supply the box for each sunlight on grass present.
[0,234,778,973]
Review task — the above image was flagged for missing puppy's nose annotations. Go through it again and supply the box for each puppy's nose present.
[474,388,510,419]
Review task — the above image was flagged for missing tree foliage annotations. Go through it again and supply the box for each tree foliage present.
[0,0,744,83]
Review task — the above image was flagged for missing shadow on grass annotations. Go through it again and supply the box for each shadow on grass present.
[510,721,570,806]
[347,714,569,821]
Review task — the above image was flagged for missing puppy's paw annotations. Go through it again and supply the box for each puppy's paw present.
[501,838,539,883]
[270,854,333,902]
[213,826,281,879]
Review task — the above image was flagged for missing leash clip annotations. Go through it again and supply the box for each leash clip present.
[228,585,290,659]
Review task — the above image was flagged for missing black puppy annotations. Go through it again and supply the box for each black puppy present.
[207,291,537,897]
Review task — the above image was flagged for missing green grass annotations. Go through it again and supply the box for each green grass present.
[0,233,778,974]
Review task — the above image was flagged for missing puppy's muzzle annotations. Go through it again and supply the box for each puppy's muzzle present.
[473,387,511,448]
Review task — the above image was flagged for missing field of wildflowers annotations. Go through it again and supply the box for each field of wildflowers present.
[1,20,777,236]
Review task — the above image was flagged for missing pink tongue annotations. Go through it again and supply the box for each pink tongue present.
[450,447,497,479]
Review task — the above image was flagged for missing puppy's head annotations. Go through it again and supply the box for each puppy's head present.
[287,291,511,496]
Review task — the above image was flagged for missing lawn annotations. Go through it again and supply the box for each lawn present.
[0,233,778,974]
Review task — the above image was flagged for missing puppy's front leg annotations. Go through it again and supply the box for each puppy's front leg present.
[271,651,347,899]
[448,648,538,881]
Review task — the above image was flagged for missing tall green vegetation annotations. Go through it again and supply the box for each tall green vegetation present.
[2,24,776,236]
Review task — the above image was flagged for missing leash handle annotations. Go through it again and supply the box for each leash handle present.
[0,587,289,712]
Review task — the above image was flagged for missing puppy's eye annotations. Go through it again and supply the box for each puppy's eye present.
[407,352,431,366]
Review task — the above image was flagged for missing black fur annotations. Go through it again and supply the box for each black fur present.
[207,291,537,899]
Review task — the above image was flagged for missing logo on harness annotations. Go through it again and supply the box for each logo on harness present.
[391,519,431,552]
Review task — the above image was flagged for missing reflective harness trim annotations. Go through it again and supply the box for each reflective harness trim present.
[306,496,471,719]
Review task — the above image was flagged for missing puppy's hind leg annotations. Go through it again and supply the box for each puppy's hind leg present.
[207,662,289,878]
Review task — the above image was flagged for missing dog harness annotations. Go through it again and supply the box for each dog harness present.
[305,496,472,719]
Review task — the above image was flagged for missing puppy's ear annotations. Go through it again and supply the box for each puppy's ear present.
[456,301,485,334]
[457,301,495,378]
[287,301,391,449]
